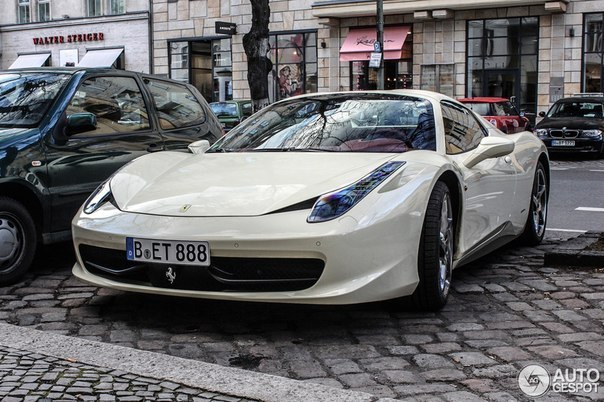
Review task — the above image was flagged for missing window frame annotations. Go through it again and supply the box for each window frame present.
[441,100,488,155]
[582,13,604,93]
[86,0,102,16]
[37,0,50,21]
[17,0,31,23]
[269,30,318,102]
[108,0,125,15]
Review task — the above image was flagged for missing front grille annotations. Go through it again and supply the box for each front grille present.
[79,245,324,292]
[550,129,580,138]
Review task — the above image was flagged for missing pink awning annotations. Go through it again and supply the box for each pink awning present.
[340,26,410,62]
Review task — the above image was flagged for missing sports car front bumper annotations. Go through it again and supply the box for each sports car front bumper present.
[72,201,425,305]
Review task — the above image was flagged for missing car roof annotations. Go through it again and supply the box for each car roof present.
[457,97,509,103]
[556,96,604,103]
[280,89,461,105]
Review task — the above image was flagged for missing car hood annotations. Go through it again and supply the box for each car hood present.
[535,117,604,130]
[110,152,406,217]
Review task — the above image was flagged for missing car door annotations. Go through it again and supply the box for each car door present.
[142,77,221,150]
[44,73,164,234]
[441,101,517,256]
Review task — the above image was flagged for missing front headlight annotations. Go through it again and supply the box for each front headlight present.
[83,179,112,214]
[307,161,405,223]
[582,129,603,139]
[534,128,549,139]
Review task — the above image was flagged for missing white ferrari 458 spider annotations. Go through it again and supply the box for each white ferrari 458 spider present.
[72,90,549,310]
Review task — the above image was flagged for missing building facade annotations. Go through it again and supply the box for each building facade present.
[1,0,602,119]
[151,0,603,121]
[0,0,151,72]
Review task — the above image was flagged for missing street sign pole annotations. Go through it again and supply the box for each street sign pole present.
[376,0,384,89]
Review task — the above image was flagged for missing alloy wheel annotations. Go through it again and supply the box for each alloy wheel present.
[438,193,454,297]
[531,167,547,238]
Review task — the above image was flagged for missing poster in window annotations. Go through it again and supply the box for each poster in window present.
[278,64,302,98]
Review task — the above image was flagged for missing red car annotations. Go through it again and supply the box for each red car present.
[458,97,531,134]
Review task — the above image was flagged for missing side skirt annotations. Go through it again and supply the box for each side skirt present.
[454,222,517,268]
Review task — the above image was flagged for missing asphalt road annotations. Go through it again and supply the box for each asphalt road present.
[547,155,604,239]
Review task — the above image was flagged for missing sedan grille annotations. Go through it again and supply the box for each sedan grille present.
[79,245,324,292]
[550,129,580,138]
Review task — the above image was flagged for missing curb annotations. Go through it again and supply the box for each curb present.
[543,231,604,268]
[0,323,395,402]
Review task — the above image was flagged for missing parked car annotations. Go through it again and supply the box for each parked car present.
[458,97,531,134]
[209,100,253,132]
[534,94,604,156]
[72,90,549,311]
[0,67,223,284]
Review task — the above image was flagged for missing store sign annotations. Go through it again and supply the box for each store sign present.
[215,21,237,35]
[33,32,105,45]
[369,52,382,68]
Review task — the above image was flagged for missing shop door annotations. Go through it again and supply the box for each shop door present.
[483,69,520,102]
[191,41,213,102]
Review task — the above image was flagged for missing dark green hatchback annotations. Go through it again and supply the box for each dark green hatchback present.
[209,100,253,132]
[0,67,223,284]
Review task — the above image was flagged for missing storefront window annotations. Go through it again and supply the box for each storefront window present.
[269,31,317,102]
[168,38,233,103]
[350,59,412,91]
[169,41,189,83]
[38,0,50,22]
[583,13,603,93]
[18,0,30,23]
[466,17,538,122]
[421,64,454,97]
[212,39,233,102]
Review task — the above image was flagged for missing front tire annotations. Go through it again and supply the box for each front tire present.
[519,161,548,245]
[412,181,454,311]
[0,197,38,285]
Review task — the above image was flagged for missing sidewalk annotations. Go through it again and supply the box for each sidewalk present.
[0,323,393,402]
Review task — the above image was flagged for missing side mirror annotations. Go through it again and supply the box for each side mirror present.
[188,139,210,154]
[538,111,546,118]
[463,136,515,169]
[66,112,97,135]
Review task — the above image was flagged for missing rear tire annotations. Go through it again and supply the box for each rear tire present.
[0,197,38,285]
[519,161,548,246]
[411,181,454,311]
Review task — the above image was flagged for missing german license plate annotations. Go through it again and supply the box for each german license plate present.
[551,140,575,146]
[126,237,210,266]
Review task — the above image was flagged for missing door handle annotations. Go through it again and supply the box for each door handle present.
[147,144,165,152]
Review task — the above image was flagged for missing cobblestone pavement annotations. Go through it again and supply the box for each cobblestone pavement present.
[0,345,255,402]
[1,234,603,401]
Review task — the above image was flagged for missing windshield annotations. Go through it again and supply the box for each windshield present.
[548,101,604,118]
[210,102,239,117]
[207,94,436,153]
[0,72,70,127]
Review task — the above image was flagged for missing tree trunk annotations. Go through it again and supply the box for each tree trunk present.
[243,0,272,112]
